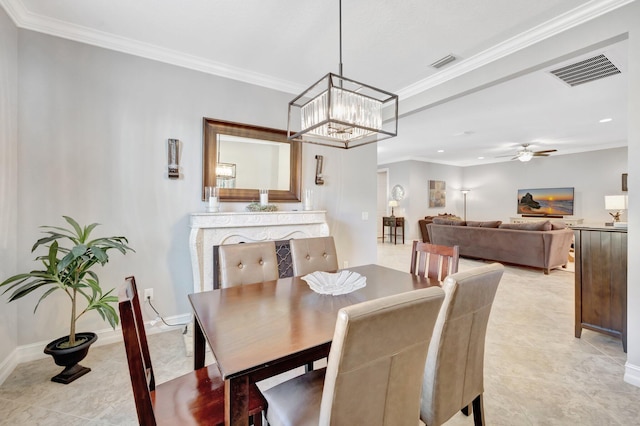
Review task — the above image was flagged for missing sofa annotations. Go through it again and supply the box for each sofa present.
[427,218,574,274]
[418,213,461,243]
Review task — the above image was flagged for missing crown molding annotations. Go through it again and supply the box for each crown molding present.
[0,0,632,97]
[0,0,305,94]
[397,0,635,100]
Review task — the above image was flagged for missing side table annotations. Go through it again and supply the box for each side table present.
[382,216,404,244]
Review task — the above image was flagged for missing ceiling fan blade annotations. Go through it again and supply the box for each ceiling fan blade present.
[510,156,519,160]
[533,153,550,156]
[533,149,557,154]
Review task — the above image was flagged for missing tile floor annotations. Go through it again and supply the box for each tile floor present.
[0,242,637,425]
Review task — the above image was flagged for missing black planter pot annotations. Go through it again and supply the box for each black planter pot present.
[44,332,97,384]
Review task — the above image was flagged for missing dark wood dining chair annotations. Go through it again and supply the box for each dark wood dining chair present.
[410,240,460,281]
[289,236,339,276]
[261,286,445,425]
[118,276,266,425]
[218,241,278,287]
[420,263,504,426]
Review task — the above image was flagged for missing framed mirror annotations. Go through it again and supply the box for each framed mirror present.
[203,118,302,202]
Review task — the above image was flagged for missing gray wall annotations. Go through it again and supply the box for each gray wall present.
[12,29,377,348]
[0,7,19,368]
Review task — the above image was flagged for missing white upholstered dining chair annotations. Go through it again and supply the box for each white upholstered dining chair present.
[289,236,338,276]
[261,286,445,426]
[420,263,504,426]
[218,241,278,287]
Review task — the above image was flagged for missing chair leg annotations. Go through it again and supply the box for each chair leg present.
[252,412,263,426]
[472,394,485,426]
[305,361,314,372]
[461,403,472,416]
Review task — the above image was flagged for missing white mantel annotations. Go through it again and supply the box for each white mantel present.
[189,211,329,293]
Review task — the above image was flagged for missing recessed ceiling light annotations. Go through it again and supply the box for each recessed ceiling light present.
[599,118,613,123]
[477,156,485,160]
[453,131,475,136]
[437,149,444,153]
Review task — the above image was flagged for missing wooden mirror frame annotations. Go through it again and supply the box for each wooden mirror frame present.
[203,118,302,202]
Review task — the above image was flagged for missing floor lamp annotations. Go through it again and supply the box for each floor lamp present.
[461,189,470,221]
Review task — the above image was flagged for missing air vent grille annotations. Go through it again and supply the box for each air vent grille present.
[431,54,457,69]
[550,54,621,87]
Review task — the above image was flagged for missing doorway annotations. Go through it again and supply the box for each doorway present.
[377,169,389,240]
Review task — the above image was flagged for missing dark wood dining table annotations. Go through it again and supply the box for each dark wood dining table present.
[188,264,439,426]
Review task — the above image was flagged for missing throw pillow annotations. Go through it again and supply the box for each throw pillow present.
[432,217,466,226]
[551,221,568,230]
[466,220,502,228]
[499,220,552,231]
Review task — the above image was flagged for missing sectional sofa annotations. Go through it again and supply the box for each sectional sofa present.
[427,218,574,274]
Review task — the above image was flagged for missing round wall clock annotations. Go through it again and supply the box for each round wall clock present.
[391,185,405,201]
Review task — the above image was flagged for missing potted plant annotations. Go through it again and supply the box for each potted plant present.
[0,216,134,383]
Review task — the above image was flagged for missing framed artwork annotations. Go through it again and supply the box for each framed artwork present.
[622,173,628,192]
[429,180,446,207]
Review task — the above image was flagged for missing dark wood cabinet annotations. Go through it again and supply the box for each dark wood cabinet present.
[574,226,627,352]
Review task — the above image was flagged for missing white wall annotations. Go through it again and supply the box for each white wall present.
[12,29,377,350]
[0,6,19,371]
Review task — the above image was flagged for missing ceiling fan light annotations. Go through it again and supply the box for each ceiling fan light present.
[518,151,534,162]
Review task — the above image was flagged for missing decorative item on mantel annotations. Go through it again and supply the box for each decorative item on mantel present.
[259,189,269,205]
[246,202,278,212]
[303,189,314,211]
[286,0,398,149]
[205,186,219,212]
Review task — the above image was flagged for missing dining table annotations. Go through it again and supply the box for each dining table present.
[188,263,439,426]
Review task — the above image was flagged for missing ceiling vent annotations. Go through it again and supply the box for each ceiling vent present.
[550,54,621,87]
[431,54,457,69]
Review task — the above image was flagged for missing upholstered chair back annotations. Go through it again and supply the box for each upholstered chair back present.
[290,236,338,276]
[319,287,445,425]
[420,263,504,426]
[218,241,278,287]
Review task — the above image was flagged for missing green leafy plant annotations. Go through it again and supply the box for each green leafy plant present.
[0,216,134,348]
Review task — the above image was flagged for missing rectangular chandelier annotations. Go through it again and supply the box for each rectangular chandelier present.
[288,73,398,149]
[216,162,236,179]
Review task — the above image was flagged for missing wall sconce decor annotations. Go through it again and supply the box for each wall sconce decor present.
[168,139,180,179]
[315,155,325,185]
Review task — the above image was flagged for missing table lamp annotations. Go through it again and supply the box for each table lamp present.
[605,195,628,224]
[389,200,398,217]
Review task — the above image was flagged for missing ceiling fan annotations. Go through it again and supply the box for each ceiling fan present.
[499,144,557,162]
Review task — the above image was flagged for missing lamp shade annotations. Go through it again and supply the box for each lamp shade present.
[605,195,628,210]
[388,200,398,208]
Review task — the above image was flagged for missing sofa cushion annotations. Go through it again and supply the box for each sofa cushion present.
[466,220,502,228]
[432,217,466,226]
[499,221,552,231]
[551,221,568,230]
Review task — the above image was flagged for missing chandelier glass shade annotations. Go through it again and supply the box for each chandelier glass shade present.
[216,162,236,179]
[289,73,398,149]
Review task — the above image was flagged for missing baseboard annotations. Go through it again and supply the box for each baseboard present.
[0,312,192,385]
[624,361,640,388]
[0,348,19,387]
